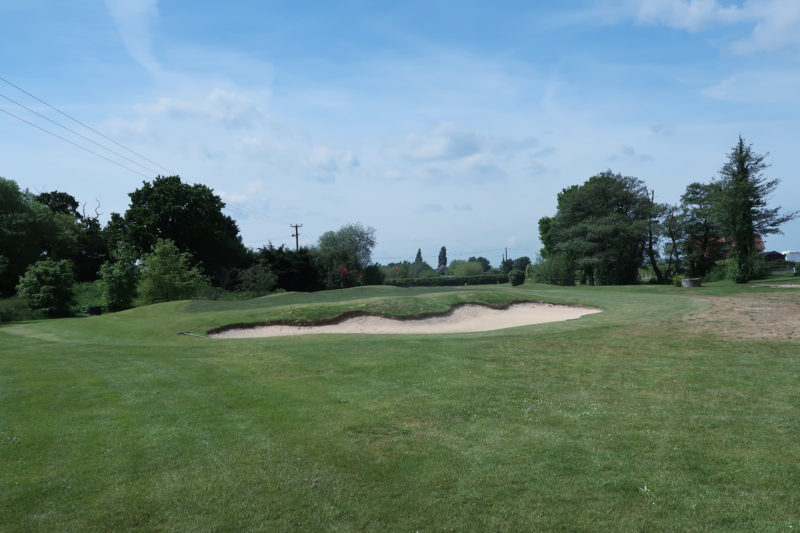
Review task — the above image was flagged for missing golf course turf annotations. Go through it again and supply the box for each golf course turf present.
[1,282,798,531]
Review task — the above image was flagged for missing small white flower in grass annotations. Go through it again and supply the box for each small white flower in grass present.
[640,485,649,493]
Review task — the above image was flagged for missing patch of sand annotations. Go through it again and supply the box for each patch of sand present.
[209,302,602,338]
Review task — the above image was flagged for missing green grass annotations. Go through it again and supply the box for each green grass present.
[1,282,798,531]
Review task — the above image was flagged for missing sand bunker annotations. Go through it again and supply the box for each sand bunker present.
[209,302,602,338]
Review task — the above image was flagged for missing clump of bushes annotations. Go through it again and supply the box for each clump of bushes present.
[508,269,525,286]
[15,258,75,317]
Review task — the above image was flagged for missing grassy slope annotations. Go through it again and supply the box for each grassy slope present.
[1,283,798,531]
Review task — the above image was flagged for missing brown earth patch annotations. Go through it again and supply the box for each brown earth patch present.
[683,291,800,342]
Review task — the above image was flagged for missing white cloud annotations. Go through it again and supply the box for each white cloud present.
[140,89,264,129]
[104,0,161,74]
[702,70,800,102]
[631,0,747,31]
[626,0,800,53]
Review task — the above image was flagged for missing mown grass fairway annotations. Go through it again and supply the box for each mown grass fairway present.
[1,283,798,531]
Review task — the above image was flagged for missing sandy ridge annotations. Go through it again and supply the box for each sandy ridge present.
[209,302,602,338]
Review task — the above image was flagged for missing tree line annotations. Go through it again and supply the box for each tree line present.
[534,137,797,285]
[2,173,532,318]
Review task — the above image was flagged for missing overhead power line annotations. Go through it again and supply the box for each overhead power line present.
[0,75,174,175]
[0,106,151,179]
[0,92,160,176]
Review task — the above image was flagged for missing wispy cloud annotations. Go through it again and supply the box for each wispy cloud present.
[104,0,162,75]
[624,0,800,54]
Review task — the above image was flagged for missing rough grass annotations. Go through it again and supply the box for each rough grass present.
[1,282,798,531]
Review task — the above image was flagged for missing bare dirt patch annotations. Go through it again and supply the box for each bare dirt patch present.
[209,302,602,338]
[684,291,800,342]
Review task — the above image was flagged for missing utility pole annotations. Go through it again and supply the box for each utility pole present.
[290,224,303,251]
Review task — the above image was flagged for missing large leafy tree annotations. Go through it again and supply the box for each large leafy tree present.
[538,171,653,285]
[35,190,108,282]
[0,178,76,295]
[714,137,798,283]
[314,223,376,289]
[123,175,248,285]
[677,182,725,278]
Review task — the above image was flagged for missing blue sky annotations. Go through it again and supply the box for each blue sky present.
[2,0,799,265]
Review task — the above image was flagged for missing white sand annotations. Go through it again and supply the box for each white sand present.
[210,302,602,338]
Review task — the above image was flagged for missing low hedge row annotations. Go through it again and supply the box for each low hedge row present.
[385,273,510,287]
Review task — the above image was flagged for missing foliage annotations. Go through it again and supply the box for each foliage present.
[0,178,76,296]
[387,273,509,287]
[362,264,385,285]
[414,248,423,263]
[677,182,725,278]
[98,244,140,311]
[236,262,277,296]
[512,256,531,272]
[714,137,798,283]
[254,244,321,292]
[0,295,42,322]
[15,258,75,317]
[314,223,377,289]
[468,256,492,272]
[529,254,575,286]
[447,260,484,277]
[123,175,248,284]
[507,268,525,286]
[538,171,653,285]
[34,191,81,217]
[438,246,447,268]
[138,239,208,304]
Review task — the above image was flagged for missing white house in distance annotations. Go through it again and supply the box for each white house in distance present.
[782,251,800,263]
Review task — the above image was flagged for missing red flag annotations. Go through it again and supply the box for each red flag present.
[360,270,364,277]
[395,268,400,275]
[340,267,348,274]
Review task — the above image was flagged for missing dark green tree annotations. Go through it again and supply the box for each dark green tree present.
[512,256,531,272]
[414,248,423,263]
[123,175,248,285]
[438,246,447,268]
[467,256,491,272]
[538,171,653,285]
[254,244,321,292]
[34,191,81,218]
[678,182,725,278]
[0,178,76,295]
[714,137,798,283]
[16,258,75,317]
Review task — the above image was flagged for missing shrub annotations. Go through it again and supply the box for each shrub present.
[386,274,509,287]
[236,262,277,296]
[508,268,525,286]
[529,255,575,286]
[15,258,75,317]
[99,244,140,311]
[138,239,208,304]
[447,261,484,277]
[0,295,41,322]
[672,274,685,287]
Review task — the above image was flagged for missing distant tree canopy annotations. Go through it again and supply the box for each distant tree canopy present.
[122,175,248,285]
[468,256,491,272]
[538,171,654,285]
[438,246,447,268]
[314,222,377,289]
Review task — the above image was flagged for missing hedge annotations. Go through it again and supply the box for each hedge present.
[385,274,509,287]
